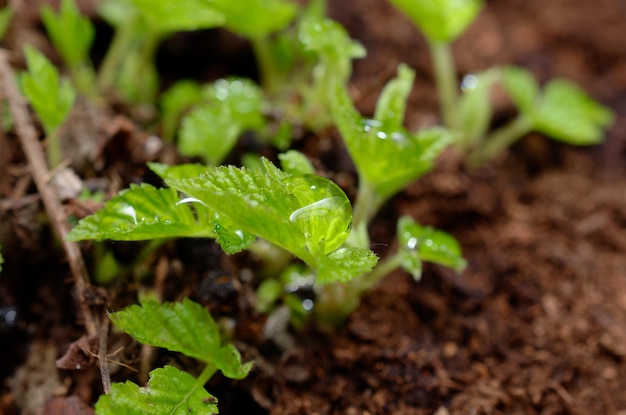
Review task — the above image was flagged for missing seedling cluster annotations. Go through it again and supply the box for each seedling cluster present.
[0,0,614,412]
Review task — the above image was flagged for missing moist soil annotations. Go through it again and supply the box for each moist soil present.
[1,0,626,414]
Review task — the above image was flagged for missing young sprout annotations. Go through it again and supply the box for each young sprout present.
[330,64,456,248]
[465,66,614,165]
[97,0,224,103]
[20,45,76,167]
[95,299,252,414]
[387,0,484,130]
[178,78,267,166]
[40,0,97,97]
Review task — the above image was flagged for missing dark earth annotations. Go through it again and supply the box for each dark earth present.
[1,0,626,414]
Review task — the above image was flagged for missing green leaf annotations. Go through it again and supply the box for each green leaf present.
[126,0,225,34]
[20,46,75,135]
[41,0,94,68]
[388,0,484,43]
[373,64,415,130]
[316,247,378,285]
[159,80,203,142]
[166,162,353,265]
[397,216,466,280]
[0,7,14,41]
[533,79,614,145]
[110,299,252,379]
[299,16,365,82]
[502,66,539,114]
[148,162,209,181]
[278,150,315,175]
[95,366,218,415]
[331,81,456,203]
[66,184,216,241]
[206,0,297,39]
[179,78,266,165]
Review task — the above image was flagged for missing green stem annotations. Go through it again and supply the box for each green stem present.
[347,181,378,249]
[314,252,404,327]
[467,115,532,167]
[251,37,278,94]
[196,363,218,387]
[98,16,137,91]
[46,129,61,168]
[70,62,98,99]
[428,40,459,130]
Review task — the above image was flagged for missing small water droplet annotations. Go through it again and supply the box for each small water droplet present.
[302,299,314,311]
[283,175,352,255]
[461,74,478,93]
[176,197,209,207]
[406,237,418,250]
[119,205,137,224]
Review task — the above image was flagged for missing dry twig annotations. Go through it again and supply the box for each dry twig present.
[0,50,111,391]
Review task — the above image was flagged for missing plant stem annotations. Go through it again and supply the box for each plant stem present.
[251,37,278,94]
[196,363,218,387]
[314,252,404,327]
[46,129,61,168]
[98,16,137,92]
[428,40,459,130]
[467,115,532,167]
[347,181,378,249]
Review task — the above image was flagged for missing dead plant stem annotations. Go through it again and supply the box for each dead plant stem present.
[0,50,99,337]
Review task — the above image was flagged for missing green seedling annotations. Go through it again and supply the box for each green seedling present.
[0,6,13,41]
[331,64,455,248]
[388,0,483,131]
[178,78,267,165]
[98,0,224,103]
[20,45,76,167]
[466,66,615,165]
[95,298,252,414]
[387,0,614,166]
[297,15,366,130]
[41,0,97,97]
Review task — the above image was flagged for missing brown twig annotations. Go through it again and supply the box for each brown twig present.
[98,314,111,394]
[0,50,98,337]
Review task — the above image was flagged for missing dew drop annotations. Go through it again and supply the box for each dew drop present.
[119,205,138,224]
[461,74,479,93]
[282,174,352,255]
[302,299,314,311]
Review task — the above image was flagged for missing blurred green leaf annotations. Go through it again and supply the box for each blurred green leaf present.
[278,150,315,175]
[207,0,296,39]
[41,0,94,68]
[179,78,266,165]
[388,0,484,43]
[20,46,75,135]
[126,0,225,34]
[95,366,218,415]
[458,69,499,145]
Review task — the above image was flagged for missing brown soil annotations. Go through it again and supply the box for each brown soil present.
[1,0,625,414]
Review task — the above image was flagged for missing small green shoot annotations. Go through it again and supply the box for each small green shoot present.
[98,0,224,103]
[466,66,615,165]
[41,0,97,96]
[331,64,456,248]
[387,0,484,130]
[178,78,266,165]
[388,0,613,165]
[95,298,252,414]
[297,16,366,130]
[20,45,76,167]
